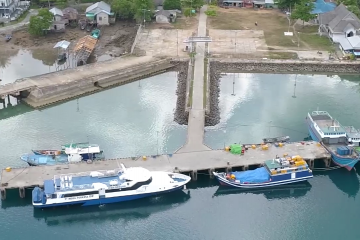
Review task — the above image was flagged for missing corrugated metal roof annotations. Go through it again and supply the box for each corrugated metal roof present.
[347,36,360,48]
[53,40,71,49]
[86,1,111,14]
[50,7,63,17]
[338,36,353,50]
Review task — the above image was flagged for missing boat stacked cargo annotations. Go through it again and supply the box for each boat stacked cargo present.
[337,146,353,156]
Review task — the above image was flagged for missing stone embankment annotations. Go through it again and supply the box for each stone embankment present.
[212,59,360,73]
[20,56,175,108]
[173,59,190,125]
[205,59,360,126]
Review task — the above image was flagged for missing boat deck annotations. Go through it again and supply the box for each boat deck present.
[0,141,331,199]
[311,113,346,134]
[325,143,359,157]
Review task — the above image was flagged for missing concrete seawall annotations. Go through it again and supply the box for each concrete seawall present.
[204,59,360,126]
[20,56,175,108]
[211,59,360,73]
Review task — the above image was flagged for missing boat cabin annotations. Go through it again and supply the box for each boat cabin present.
[308,111,347,144]
[344,126,360,147]
[264,156,311,181]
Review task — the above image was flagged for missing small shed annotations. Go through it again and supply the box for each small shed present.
[62,7,78,21]
[155,10,177,24]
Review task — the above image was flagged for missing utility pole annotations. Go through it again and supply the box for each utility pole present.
[231,73,235,96]
[177,29,179,57]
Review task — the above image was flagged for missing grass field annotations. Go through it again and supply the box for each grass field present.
[208,8,333,51]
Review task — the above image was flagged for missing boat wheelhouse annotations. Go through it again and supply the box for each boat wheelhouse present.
[32,164,191,208]
[343,126,360,147]
[305,110,360,170]
[213,155,313,188]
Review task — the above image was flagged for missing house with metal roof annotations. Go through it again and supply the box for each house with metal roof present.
[318,4,360,55]
[85,1,113,25]
[49,7,67,31]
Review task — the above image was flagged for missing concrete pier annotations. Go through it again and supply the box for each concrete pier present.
[0,56,176,109]
[177,6,210,153]
[0,141,330,199]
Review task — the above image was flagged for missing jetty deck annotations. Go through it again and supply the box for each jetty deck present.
[0,80,37,99]
[2,56,175,108]
[0,141,330,199]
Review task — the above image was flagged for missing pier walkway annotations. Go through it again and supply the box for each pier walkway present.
[0,141,330,199]
[0,80,36,99]
[177,6,210,153]
[0,56,175,108]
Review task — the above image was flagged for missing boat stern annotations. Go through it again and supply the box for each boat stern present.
[32,187,46,208]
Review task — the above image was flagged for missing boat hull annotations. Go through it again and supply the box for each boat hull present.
[306,118,359,171]
[33,185,187,208]
[214,172,313,189]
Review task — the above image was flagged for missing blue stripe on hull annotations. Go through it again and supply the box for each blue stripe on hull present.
[306,121,320,142]
[215,175,313,189]
[330,152,358,169]
[307,122,359,170]
[34,186,185,208]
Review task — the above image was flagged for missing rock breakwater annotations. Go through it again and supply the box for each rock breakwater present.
[172,60,189,125]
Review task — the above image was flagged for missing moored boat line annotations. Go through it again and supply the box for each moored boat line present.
[1,141,330,200]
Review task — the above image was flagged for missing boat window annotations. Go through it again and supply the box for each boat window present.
[63,190,98,198]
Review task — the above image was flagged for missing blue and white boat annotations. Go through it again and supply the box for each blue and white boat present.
[32,164,191,208]
[306,110,360,171]
[213,156,313,188]
[21,153,84,166]
[22,143,105,166]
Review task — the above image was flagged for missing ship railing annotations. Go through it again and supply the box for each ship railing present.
[311,110,329,115]
[56,183,95,192]
[54,168,123,180]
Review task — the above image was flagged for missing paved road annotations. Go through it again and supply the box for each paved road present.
[177,6,211,153]
[0,9,38,33]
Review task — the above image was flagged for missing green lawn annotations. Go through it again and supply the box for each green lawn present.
[268,52,298,59]
[299,33,335,51]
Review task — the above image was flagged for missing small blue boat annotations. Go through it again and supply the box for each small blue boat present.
[306,110,360,171]
[213,156,313,188]
[22,142,105,166]
[21,153,84,166]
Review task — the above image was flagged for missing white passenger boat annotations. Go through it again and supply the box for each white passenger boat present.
[32,164,191,208]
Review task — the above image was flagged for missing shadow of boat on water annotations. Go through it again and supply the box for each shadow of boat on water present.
[212,182,312,200]
[325,168,360,198]
[33,190,191,226]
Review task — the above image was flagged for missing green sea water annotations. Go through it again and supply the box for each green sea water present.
[1,69,360,239]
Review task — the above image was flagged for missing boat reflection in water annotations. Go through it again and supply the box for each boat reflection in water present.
[33,190,190,226]
[213,182,312,200]
[327,169,360,198]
